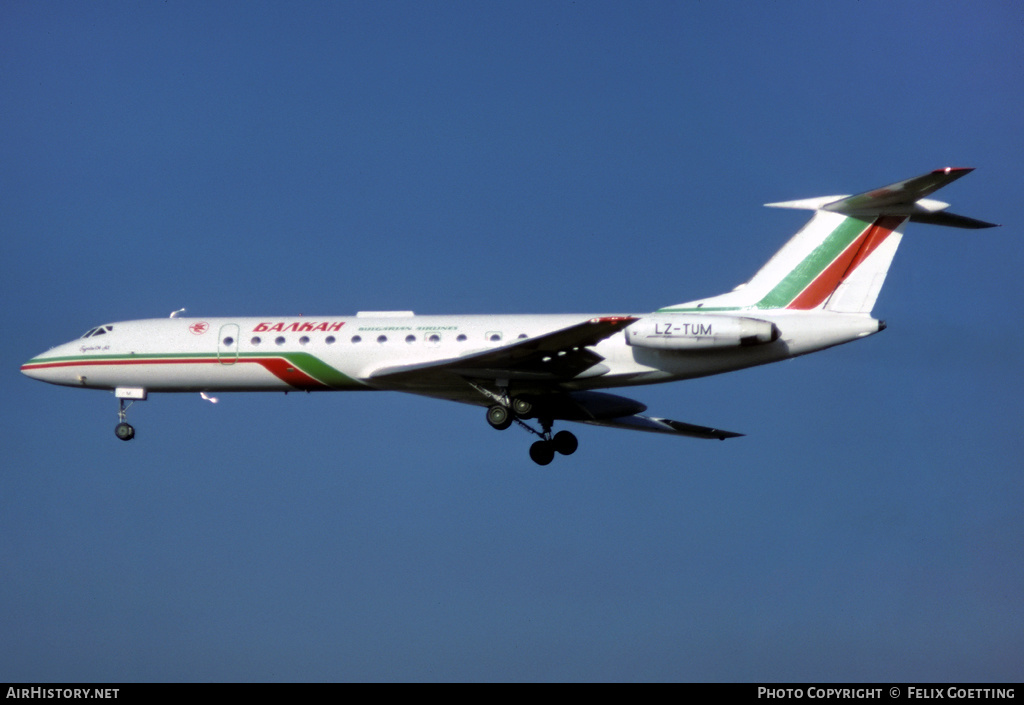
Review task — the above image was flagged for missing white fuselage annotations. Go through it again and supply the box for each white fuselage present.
[22,311,882,406]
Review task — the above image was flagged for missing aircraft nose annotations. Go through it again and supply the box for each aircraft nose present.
[21,351,55,381]
[21,343,77,385]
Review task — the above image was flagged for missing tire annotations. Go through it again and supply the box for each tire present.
[486,405,513,430]
[529,440,555,466]
[552,430,578,456]
[511,397,534,419]
[115,423,135,441]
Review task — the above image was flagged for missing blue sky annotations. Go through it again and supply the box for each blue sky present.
[2,1,1021,682]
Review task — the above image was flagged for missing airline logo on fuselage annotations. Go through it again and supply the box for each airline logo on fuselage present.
[253,321,345,333]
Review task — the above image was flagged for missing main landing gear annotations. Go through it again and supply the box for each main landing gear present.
[486,401,578,466]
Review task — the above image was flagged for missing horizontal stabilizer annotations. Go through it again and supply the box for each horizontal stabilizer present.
[909,211,998,229]
[821,167,975,214]
[765,168,996,225]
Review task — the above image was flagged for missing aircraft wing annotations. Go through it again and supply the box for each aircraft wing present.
[368,317,743,440]
[578,413,743,440]
[369,316,637,389]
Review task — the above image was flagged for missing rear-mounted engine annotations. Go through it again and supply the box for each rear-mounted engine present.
[626,314,779,351]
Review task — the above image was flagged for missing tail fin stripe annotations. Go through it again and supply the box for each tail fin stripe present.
[786,215,905,310]
[835,214,906,281]
[754,216,873,309]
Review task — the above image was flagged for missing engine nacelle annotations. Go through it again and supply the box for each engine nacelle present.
[625,314,779,351]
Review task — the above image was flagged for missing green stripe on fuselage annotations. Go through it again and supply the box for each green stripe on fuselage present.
[281,352,361,388]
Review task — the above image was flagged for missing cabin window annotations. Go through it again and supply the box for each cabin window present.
[457,334,467,342]
[351,335,362,344]
[299,336,310,346]
[275,336,286,346]
[377,335,388,344]
[488,333,502,342]
[326,336,336,344]
[222,337,234,347]
[405,334,416,344]
[251,336,262,345]
[427,334,441,344]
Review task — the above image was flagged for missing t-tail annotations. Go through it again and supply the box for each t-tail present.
[662,168,997,315]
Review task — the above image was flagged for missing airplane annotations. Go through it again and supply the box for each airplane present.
[21,168,996,465]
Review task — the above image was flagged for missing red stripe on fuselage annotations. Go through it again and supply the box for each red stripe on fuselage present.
[240,357,325,389]
[20,356,327,389]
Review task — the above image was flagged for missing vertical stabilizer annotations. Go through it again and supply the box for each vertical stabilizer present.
[659,168,995,315]
[743,212,909,312]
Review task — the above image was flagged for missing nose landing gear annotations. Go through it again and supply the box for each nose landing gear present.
[115,399,136,441]
[113,387,146,442]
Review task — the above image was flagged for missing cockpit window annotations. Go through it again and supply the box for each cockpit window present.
[81,325,114,339]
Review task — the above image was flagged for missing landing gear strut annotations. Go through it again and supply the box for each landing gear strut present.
[112,388,146,442]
